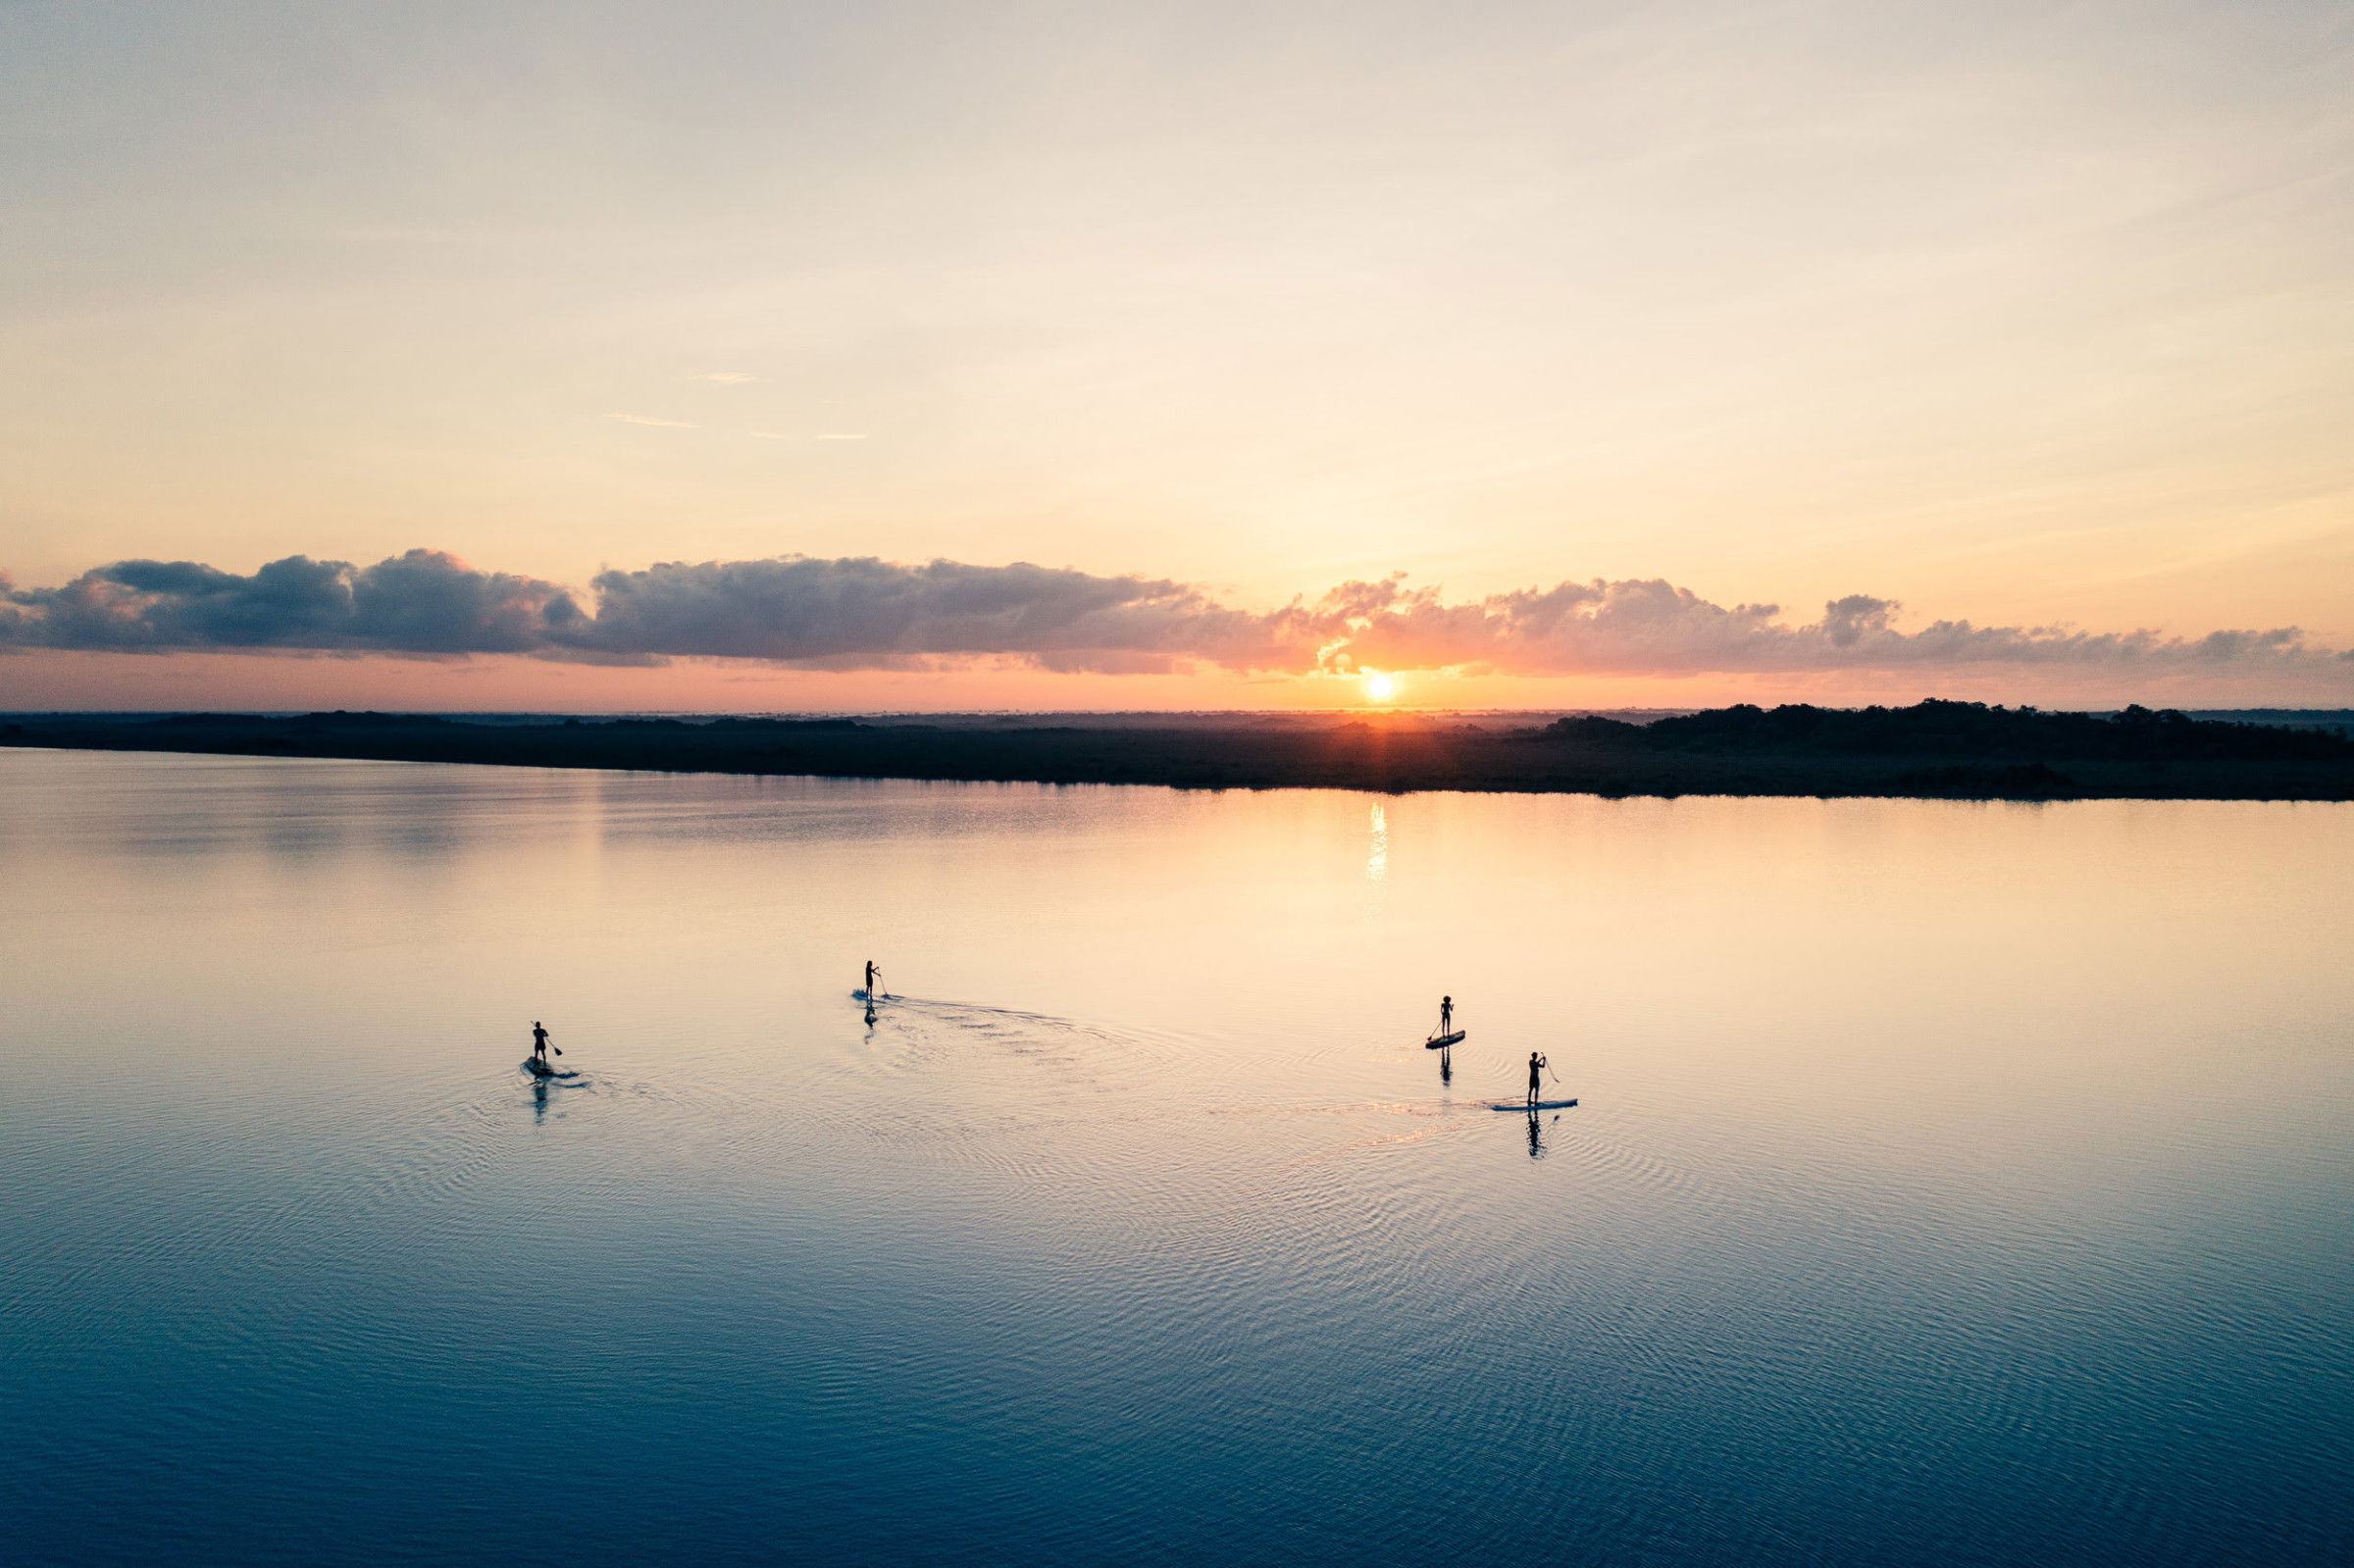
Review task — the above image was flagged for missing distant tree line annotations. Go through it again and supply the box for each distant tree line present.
[1529,700,2354,761]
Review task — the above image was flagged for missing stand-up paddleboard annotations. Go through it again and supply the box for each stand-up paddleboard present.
[1424,1031,1465,1049]
[851,988,896,1002]
[522,1057,556,1078]
[1488,1098,1577,1111]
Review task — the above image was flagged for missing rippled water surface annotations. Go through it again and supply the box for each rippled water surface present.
[4,748,2350,1566]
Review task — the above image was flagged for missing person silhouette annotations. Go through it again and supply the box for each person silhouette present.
[1439,995,1455,1034]
[1526,1050,1548,1107]
[864,960,883,998]
[531,1021,560,1066]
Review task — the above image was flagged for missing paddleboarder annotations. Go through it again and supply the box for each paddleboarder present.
[864,960,883,998]
[532,1021,560,1067]
[1526,1050,1547,1107]
[1439,995,1454,1035]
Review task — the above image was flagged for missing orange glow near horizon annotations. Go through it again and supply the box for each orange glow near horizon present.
[8,646,2353,717]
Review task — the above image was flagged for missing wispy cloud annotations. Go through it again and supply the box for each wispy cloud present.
[608,413,698,429]
[815,432,868,441]
[5,549,2348,693]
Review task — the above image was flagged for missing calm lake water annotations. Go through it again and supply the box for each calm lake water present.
[4,747,2350,1566]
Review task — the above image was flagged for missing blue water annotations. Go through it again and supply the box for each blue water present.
[3,748,2349,1565]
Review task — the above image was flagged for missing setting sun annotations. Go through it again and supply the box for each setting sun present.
[1362,672,1399,703]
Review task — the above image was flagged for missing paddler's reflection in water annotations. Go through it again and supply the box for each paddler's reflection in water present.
[533,1076,549,1122]
[1525,1109,1548,1159]
[1437,1046,1452,1087]
[864,1002,878,1029]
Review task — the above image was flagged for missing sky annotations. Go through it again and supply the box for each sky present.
[3,0,2351,711]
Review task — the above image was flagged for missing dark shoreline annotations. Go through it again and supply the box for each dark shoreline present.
[6,705,2354,800]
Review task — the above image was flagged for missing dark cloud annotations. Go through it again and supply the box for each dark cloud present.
[347,549,583,653]
[0,550,579,655]
[2,548,2342,684]
[568,556,1309,672]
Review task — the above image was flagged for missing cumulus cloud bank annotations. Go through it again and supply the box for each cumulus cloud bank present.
[1319,576,2337,679]
[0,550,582,655]
[3,548,2344,683]
[577,557,1308,672]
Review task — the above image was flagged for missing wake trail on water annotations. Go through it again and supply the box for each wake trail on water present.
[848,993,1192,1085]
